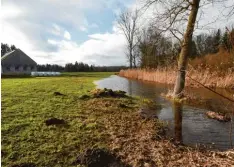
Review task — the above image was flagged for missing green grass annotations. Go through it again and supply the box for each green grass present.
[61,72,114,78]
[2,72,129,166]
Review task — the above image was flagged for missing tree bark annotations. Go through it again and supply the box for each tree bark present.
[133,53,136,68]
[129,50,133,68]
[173,0,200,98]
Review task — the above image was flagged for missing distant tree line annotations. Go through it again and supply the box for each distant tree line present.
[1,43,17,56]
[37,64,64,72]
[37,62,126,72]
[136,27,234,68]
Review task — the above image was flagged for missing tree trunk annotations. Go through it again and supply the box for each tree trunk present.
[173,0,200,98]
[133,54,136,68]
[129,47,133,68]
[129,53,133,68]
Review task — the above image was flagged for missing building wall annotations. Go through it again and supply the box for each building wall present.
[1,65,37,74]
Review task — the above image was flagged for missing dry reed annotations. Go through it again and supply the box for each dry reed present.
[119,68,234,89]
[119,50,234,89]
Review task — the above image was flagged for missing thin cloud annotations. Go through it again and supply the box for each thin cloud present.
[80,26,88,32]
[64,31,71,40]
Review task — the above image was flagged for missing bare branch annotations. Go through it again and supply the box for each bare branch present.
[117,9,140,68]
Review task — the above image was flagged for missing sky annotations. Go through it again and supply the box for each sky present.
[1,0,234,66]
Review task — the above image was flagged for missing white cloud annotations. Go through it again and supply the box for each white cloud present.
[47,39,58,45]
[44,31,127,65]
[1,4,23,19]
[50,24,62,36]
[80,26,88,32]
[64,31,71,40]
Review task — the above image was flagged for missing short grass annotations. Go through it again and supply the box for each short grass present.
[1,72,127,167]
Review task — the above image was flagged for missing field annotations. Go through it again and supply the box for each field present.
[1,72,233,167]
[1,72,120,166]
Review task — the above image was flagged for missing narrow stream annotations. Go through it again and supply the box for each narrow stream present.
[95,75,234,151]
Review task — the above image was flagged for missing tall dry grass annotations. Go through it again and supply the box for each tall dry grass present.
[190,48,234,73]
[119,68,234,89]
[119,50,234,89]
[119,68,177,85]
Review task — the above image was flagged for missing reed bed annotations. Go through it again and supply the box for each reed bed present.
[120,49,234,89]
[119,68,234,89]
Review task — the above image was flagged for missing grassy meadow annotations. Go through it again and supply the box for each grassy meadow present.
[1,72,130,166]
[1,72,233,167]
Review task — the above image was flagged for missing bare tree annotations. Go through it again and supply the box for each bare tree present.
[142,0,234,98]
[138,26,175,68]
[117,9,139,68]
[173,0,200,98]
[141,0,203,98]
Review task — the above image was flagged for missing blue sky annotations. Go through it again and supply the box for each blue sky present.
[1,0,234,66]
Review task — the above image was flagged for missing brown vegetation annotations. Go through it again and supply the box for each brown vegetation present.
[205,111,231,122]
[119,50,234,89]
[83,98,234,166]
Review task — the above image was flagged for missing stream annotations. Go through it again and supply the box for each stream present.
[95,75,234,151]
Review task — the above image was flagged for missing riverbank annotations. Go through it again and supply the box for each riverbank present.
[1,72,233,166]
[119,68,234,89]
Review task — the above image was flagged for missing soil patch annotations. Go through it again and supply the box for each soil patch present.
[75,148,128,167]
[79,94,90,100]
[45,118,66,126]
[118,103,128,108]
[92,88,127,98]
[53,92,65,96]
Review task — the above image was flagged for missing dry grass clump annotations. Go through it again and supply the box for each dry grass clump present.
[206,111,231,122]
[83,98,234,167]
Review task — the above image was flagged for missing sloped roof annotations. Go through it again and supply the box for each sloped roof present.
[1,49,37,66]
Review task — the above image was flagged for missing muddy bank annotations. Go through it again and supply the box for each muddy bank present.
[83,97,234,166]
[75,148,128,167]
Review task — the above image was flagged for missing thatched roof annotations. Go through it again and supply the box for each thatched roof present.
[1,49,37,66]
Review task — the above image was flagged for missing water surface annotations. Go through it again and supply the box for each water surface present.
[95,75,234,150]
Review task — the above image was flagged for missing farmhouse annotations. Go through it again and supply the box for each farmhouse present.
[1,49,37,74]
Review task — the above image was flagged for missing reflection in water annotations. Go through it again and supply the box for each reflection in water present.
[173,102,183,143]
[128,79,133,96]
[230,119,233,148]
[95,75,234,150]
